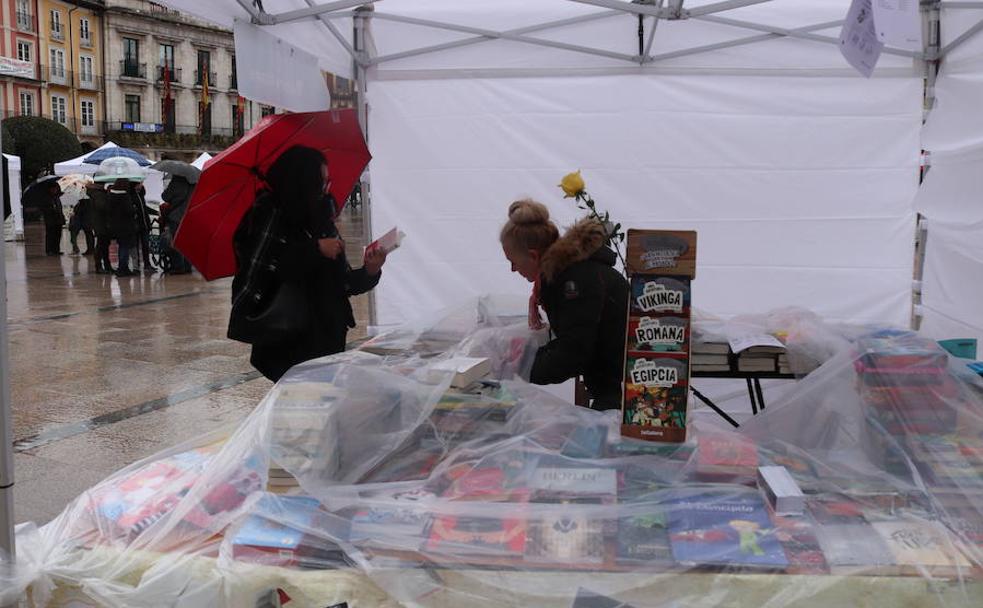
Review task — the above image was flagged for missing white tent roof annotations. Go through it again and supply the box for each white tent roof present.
[162,0,925,85]
[2,154,19,170]
[53,142,118,176]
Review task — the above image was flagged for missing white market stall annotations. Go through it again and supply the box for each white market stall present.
[54,141,166,205]
[156,0,963,329]
[4,0,983,573]
[3,153,23,241]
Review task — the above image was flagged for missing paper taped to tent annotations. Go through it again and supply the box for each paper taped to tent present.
[2,296,982,607]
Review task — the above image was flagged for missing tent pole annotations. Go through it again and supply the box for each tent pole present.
[0,118,15,570]
[354,5,376,326]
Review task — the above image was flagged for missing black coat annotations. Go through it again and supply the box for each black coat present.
[88,189,111,237]
[529,220,628,410]
[106,188,142,239]
[231,192,381,382]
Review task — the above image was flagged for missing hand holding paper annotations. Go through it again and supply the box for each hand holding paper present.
[365,226,405,256]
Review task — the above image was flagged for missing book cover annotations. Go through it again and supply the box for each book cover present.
[771,513,828,574]
[872,519,972,574]
[666,490,788,569]
[426,514,527,557]
[813,524,897,572]
[696,433,758,482]
[616,510,674,565]
[629,276,690,317]
[349,490,435,550]
[627,316,690,355]
[530,467,617,497]
[625,229,697,278]
[525,497,606,564]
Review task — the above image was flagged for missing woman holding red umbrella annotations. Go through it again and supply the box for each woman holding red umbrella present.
[228,145,386,382]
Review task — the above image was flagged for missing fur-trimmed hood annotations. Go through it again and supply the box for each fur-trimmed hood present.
[540,218,613,282]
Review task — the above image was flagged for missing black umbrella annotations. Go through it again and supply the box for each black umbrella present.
[22,175,61,209]
[150,160,201,184]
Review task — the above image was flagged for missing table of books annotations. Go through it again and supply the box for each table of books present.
[4,299,983,608]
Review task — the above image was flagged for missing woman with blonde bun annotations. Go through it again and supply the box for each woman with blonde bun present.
[501,199,628,410]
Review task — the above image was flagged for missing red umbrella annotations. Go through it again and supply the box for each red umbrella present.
[173,109,370,281]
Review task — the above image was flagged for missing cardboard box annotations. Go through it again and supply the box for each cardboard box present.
[626,229,697,278]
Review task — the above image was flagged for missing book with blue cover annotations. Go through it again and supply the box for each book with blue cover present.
[666,489,788,569]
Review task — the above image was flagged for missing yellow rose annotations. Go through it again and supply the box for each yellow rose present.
[558,170,585,198]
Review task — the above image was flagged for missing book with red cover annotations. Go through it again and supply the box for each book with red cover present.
[425,514,527,557]
[696,433,758,482]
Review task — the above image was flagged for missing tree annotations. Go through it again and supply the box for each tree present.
[1,122,13,155]
[2,116,82,184]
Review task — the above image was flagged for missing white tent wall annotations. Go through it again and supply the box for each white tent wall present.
[3,154,23,241]
[369,73,922,325]
[913,7,983,349]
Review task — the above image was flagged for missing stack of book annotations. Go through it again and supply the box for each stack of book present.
[691,340,730,373]
[736,345,785,373]
[622,229,698,444]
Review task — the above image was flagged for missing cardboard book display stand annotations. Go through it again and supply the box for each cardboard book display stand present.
[621,230,697,443]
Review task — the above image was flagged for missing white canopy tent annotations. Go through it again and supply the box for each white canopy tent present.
[3,154,23,241]
[4,0,982,560]
[158,0,947,326]
[54,142,166,205]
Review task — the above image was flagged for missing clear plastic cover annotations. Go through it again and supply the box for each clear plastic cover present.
[2,301,982,607]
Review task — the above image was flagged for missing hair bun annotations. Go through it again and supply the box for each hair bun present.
[508,199,550,226]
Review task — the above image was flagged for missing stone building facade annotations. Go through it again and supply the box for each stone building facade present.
[102,0,263,157]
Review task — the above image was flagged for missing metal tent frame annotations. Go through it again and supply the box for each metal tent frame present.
[4,0,983,576]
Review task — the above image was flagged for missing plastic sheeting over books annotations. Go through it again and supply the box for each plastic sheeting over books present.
[3,301,983,607]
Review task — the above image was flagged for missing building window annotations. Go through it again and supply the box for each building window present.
[51,95,67,124]
[16,41,31,63]
[50,10,63,38]
[16,0,32,32]
[199,102,212,135]
[19,92,34,116]
[81,100,95,128]
[123,37,140,77]
[232,101,245,136]
[230,53,237,89]
[79,18,91,44]
[159,44,174,68]
[261,105,275,117]
[125,94,141,123]
[196,50,210,85]
[79,56,93,84]
[49,48,66,79]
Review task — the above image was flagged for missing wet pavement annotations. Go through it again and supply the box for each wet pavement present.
[5,209,371,525]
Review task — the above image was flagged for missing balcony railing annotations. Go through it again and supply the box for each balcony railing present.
[16,11,36,33]
[156,65,182,84]
[79,35,93,48]
[40,65,72,85]
[119,60,147,79]
[51,26,64,41]
[104,121,241,140]
[194,70,217,87]
[77,73,105,91]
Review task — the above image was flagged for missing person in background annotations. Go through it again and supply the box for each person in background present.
[68,193,95,256]
[499,199,628,410]
[106,178,142,277]
[40,182,66,256]
[133,183,157,274]
[229,145,387,382]
[160,175,194,274]
[88,183,113,274]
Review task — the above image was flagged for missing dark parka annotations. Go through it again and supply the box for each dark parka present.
[231,192,380,382]
[106,187,142,240]
[530,218,628,410]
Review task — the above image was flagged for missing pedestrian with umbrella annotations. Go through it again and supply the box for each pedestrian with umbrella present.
[23,175,65,255]
[150,160,200,275]
[173,109,381,381]
[94,157,146,277]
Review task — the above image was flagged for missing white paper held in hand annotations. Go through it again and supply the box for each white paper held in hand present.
[365,226,405,256]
